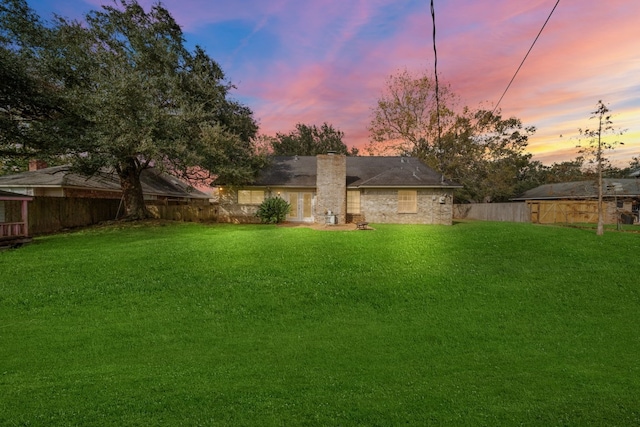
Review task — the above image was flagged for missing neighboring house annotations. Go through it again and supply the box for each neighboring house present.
[0,189,33,246]
[218,154,462,225]
[0,162,212,234]
[513,179,640,224]
[0,162,209,202]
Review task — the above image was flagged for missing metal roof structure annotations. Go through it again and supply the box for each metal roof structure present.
[0,165,209,199]
[252,156,461,189]
[513,179,640,200]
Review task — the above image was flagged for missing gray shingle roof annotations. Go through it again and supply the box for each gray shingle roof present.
[513,179,640,200]
[0,165,209,199]
[253,156,461,188]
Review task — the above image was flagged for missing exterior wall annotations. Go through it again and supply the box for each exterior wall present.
[36,188,64,197]
[315,154,346,224]
[361,188,455,225]
[64,188,121,199]
[217,188,261,223]
[217,187,318,223]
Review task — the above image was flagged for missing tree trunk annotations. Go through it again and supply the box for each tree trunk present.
[596,117,604,236]
[118,160,150,220]
[596,165,604,236]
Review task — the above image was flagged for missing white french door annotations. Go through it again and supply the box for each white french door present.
[287,192,313,222]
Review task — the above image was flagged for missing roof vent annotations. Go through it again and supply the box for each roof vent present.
[327,150,337,155]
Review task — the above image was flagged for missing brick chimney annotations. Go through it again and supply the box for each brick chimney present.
[28,160,48,171]
[315,153,346,224]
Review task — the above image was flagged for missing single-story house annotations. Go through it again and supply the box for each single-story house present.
[513,179,640,224]
[218,154,462,225]
[0,189,33,246]
[0,162,209,202]
[0,162,212,234]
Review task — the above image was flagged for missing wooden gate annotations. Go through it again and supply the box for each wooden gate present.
[529,200,604,224]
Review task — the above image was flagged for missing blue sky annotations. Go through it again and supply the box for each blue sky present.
[27,0,640,166]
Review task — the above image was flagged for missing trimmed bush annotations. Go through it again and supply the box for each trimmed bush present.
[256,196,291,223]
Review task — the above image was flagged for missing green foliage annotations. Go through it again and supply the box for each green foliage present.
[1,0,262,218]
[367,69,537,203]
[0,0,81,161]
[367,68,458,156]
[272,122,357,156]
[576,100,625,168]
[255,196,290,223]
[1,221,639,425]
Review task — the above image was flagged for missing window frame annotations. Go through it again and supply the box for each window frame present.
[397,190,417,214]
[238,190,265,205]
[347,190,361,214]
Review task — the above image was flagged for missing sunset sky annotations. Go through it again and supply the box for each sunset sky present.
[29,0,639,166]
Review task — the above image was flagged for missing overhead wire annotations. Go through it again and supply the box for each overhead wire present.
[430,0,441,146]
[491,0,561,116]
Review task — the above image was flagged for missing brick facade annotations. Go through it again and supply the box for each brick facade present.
[361,188,454,225]
[315,154,346,224]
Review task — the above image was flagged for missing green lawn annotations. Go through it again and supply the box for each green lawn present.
[1,221,639,426]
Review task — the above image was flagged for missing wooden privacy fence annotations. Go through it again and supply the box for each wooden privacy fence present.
[28,197,219,235]
[146,201,218,223]
[527,200,617,224]
[454,202,530,223]
[28,197,121,234]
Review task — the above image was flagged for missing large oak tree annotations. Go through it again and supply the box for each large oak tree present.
[1,0,263,218]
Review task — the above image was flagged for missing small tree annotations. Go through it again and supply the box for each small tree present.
[576,100,625,235]
[256,197,290,224]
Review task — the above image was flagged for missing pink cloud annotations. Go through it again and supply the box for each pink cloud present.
[42,0,640,164]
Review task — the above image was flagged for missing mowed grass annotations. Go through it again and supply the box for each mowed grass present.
[1,221,639,426]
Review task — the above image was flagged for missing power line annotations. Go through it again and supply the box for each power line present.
[491,0,560,115]
[430,0,441,146]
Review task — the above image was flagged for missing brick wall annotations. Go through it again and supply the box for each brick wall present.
[217,189,260,223]
[315,154,346,224]
[361,188,454,225]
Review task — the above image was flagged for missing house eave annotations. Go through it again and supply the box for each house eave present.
[513,195,639,201]
[353,184,463,189]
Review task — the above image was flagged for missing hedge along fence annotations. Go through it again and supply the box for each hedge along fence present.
[27,197,219,235]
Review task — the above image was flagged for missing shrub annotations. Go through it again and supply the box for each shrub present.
[256,197,291,223]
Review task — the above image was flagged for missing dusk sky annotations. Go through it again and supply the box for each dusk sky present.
[29,0,639,166]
